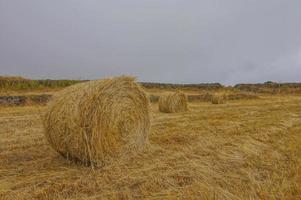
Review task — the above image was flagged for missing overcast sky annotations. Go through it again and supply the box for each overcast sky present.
[0,0,301,85]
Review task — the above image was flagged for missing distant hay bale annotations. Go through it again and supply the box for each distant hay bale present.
[43,76,151,166]
[211,94,226,104]
[158,92,188,113]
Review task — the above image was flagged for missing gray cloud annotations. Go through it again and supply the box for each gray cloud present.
[0,0,301,84]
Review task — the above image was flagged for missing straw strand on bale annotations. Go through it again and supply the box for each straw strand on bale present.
[43,76,151,166]
[158,92,188,113]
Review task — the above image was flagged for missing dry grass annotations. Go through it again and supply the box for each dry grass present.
[159,92,188,113]
[44,76,151,166]
[1,93,301,199]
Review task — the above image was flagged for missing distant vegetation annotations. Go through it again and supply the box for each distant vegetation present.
[141,82,223,90]
[0,76,224,91]
[0,76,84,90]
[2,76,301,94]
[235,82,301,94]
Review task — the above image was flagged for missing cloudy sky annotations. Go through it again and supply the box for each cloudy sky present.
[0,0,301,85]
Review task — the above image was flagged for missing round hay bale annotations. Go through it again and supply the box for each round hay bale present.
[211,94,226,104]
[158,91,188,113]
[43,76,151,166]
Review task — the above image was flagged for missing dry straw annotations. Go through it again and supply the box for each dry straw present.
[211,94,227,104]
[158,91,188,113]
[43,76,151,166]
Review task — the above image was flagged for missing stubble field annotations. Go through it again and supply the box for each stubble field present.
[0,91,301,200]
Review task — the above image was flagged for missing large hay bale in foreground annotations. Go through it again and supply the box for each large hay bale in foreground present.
[43,76,151,166]
[158,92,188,113]
[211,94,226,104]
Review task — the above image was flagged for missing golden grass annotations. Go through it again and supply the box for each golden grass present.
[0,94,301,199]
[158,91,188,113]
[43,76,151,166]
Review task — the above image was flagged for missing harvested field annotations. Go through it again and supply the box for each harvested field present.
[1,93,301,199]
[1,1,301,199]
